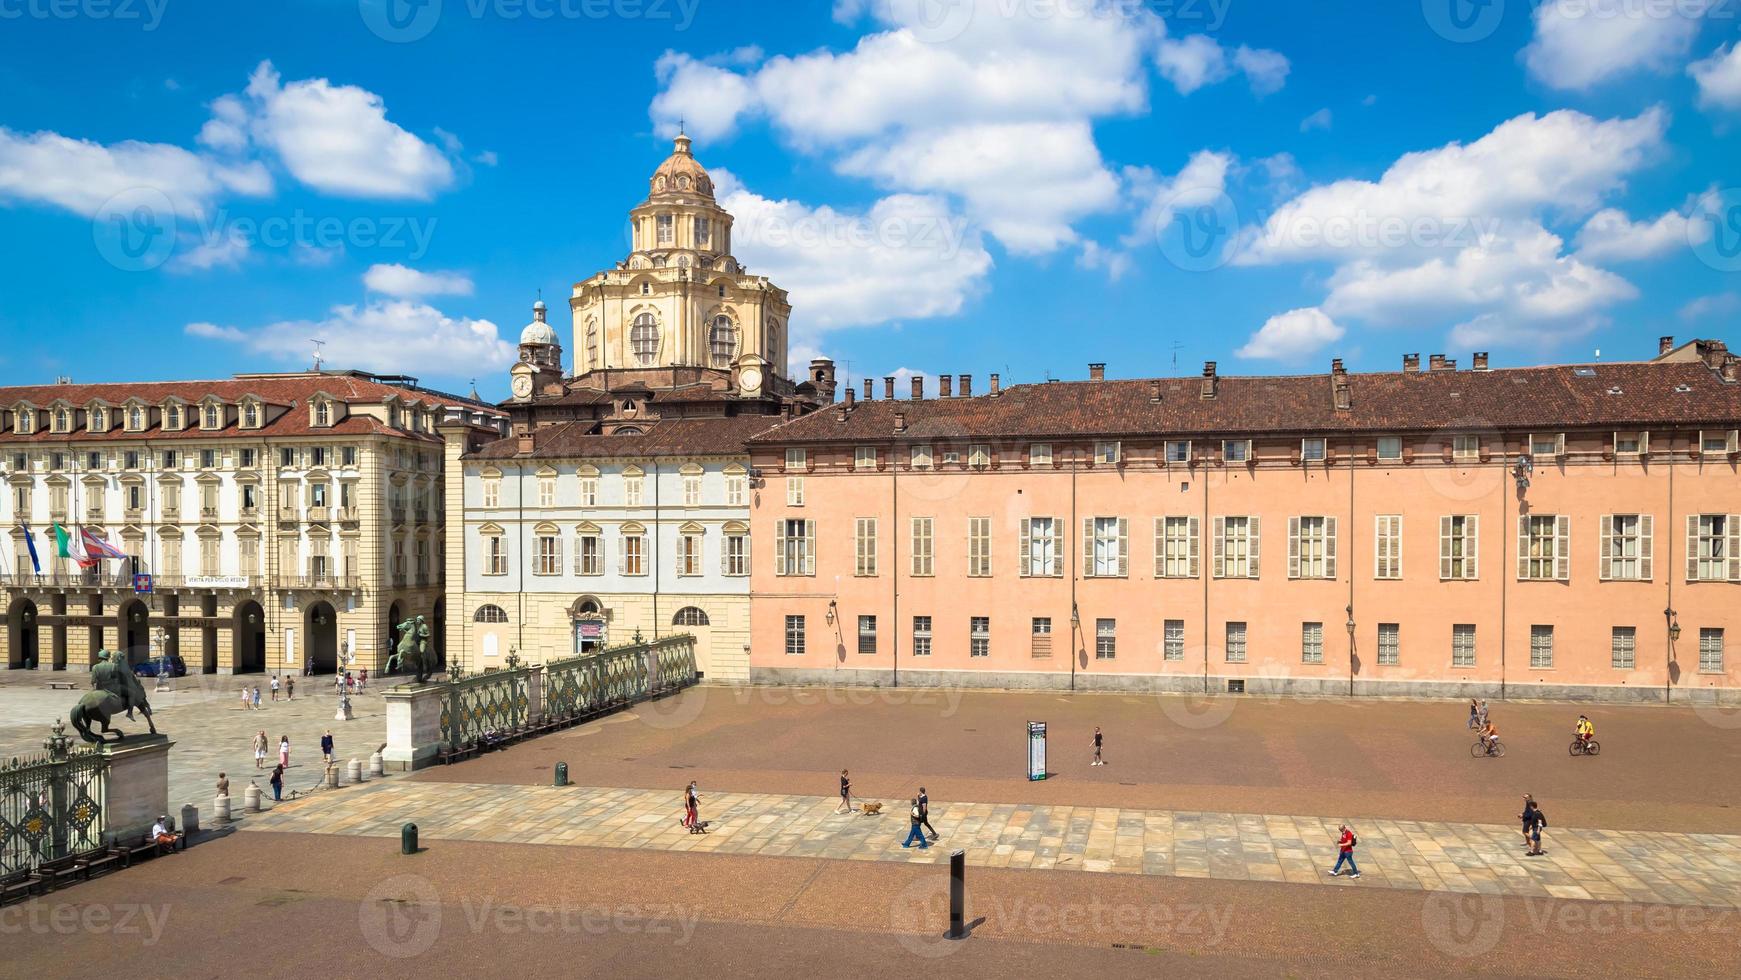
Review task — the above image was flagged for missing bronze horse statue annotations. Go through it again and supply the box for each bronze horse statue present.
[70,649,157,743]
[386,615,434,684]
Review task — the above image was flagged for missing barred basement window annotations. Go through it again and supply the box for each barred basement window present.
[1301,622,1324,664]
[1530,625,1554,669]
[1095,619,1116,659]
[1378,623,1400,666]
[785,615,806,656]
[1700,628,1725,673]
[1610,627,1635,670]
[858,615,877,655]
[1030,618,1053,658]
[1225,622,1247,663]
[1452,624,1476,667]
[1163,620,1185,661]
[970,617,990,657]
[912,616,932,657]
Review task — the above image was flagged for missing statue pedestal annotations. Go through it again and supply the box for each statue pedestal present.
[382,684,445,771]
[100,734,173,848]
[335,695,354,722]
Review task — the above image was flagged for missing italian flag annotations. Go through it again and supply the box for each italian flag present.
[52,523,97,568]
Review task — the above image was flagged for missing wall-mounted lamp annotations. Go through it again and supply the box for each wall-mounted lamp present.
[1513,454,1534,493]
[825,600,837,626]
[1666,608,1682,643]
[1344,604,1356,636]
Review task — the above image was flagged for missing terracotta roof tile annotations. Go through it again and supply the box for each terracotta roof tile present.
[469,415,785,460]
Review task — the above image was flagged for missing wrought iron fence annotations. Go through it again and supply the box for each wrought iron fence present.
[439,666,530,748]
[0,727,108,875]
[542,634,697,722]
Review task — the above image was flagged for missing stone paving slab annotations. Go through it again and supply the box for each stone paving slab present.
[241,781,1741,909]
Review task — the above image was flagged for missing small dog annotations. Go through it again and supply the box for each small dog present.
[859,801,883,815]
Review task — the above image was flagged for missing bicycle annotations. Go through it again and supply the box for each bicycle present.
[1470,739,1506,758]
[1568,737,1601,757]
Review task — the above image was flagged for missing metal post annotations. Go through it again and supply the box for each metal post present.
[947,849,965,939]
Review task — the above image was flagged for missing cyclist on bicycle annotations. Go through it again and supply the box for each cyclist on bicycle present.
[1480,719,1499,753]
[1575,715,1594,744]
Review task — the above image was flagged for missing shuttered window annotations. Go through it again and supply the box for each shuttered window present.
[1212,516,1260,579]
[1155,516,1200,578]
[967,517,992,577]
[910,518,934,577]
[1083,517,1128,578]
[1439,515,1478,580]
[1518,514,1570,581]
[1020,517,1063,577]
[1288,516,1338,579]
[1374,515,1402,580]
[1599,514,1652,581]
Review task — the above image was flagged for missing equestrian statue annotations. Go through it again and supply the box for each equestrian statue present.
[70,649,158,743]
[387,614,434,684]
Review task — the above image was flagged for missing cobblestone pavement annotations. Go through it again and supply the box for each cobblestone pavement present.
[0,669,388,815]
[243,781,1741,909]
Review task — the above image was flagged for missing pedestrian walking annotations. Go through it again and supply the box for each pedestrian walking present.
[1521,795,1547,856]
[241,686,251,711]
[683,781,702,834]
[1327,823,1361,879]
[278,734,290,769]
[836,769,853,813]
[320,730,335,765]
[1092,726,1105,766]
[359,668,368,693]
[902,797,930,849]
[251,686,262,710]
[1476,699,1490,728]
[270,675,280,702]
[918,787,938,841]
[1466,698,1480,730]
[253,731,268,770]
[286,676,295,701]
[269,764,284,802]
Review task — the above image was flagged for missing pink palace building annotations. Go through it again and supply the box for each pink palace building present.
[747,338,1741,702]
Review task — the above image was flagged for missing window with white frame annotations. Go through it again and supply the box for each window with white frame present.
[1021,517,1061,577]
[1518,514,1570,581]
[968,444,990,470]
[1529,625,1554,669]
[1376,436,1402,460]
[785,615,806,656]
[855,446,877,471]
[776,519,815,576]
[912,616,932,657]
[1164,440,1191,464]
[1094,441,1120,464]
[1289,516,1337,580]
[1095,619,1116,659]
[1225,622,1247,663]
[967,517,992,577]
[1301,622,1324,664]
[941,449,960,466]
[786,477,804,507]
[854,518,878,576]
[1531,432,1565,458]
[1163,619,1185,661]
[1452,435,1481,459]
[1600,514,1652,581]
[1687,514,1739,582]
[1084,517,1127,577]
[579,474,598,506]
[858,615,877,655]
[1213,516,1260,579]
[723,529,747,577]
[724,471,745,506]
[1378,623,1400,665]
[1452,624,1476,667]
[624,472,644,507]
[535,531,562,576]
[538,475,556,508]
[786,448,807,471]
[970,617,990,657]
[1031,617,1052,658]
[631,314,659,365]
[679,530,702,576]
[576,531,601,576]
[1375,515,1402,579]
[910,517,933,576]
[482,477,500,508]
[656,213,673,244]
[683,472,702,507]
[619,528,646,576]
[1223,439,1251,463]
[1029,443,1052,467]
[1611,626,1635,670]
[911,445,933,470]
[1701,430,1738,455]
[1301,437,1326,462]
[1699,628,1725,673]
[1439,515,1479,580]
[1614,431,1647,455]
[1155,516,1199,578]
[484,533,507,575]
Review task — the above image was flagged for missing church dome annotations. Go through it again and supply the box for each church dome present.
[648,133,714,199]
[520,300,558,346]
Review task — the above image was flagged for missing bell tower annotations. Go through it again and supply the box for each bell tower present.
[510,299,564,402]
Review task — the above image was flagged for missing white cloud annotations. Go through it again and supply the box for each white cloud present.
[1449,312,1601,351]
[1299,108,1333,133]
[1236,307,1345,360]
[363,263,475,299]
[239,61,455,200]
[168,229,252,273]
[717,169,992,337]
[1076,240,1133,281]
[1121,149,1233,248]
[1690,42,1741,111]
[1573,207,1691,261]
[1522,0,1711,90]
[1155,34,1228,94]
[184,321,245,341]
[1679,291,1741,321]
[650,52,759,143]
[1231,45,1290,96]
[0,126,269,219]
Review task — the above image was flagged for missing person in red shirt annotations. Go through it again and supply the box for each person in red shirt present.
[1328,823,1360,879]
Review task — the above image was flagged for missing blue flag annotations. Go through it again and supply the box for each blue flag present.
[22,523,41,574]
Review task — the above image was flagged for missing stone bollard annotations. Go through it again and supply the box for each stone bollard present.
[180,804,200,836]
[346,758,362,785]
[325,765,340,789]
[369,752,385,778]
[244,783,262,813]
[213,794,231,824]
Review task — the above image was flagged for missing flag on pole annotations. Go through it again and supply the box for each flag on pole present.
[23,523,41,574]
[55,523,97,568]
[81,528,128,561]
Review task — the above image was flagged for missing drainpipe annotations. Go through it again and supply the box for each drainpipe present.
[652,461,661,641]
[1069,445,1079,692]
[1666,455,1676,704]
[1499,442,1508,702]
[1202,449,1210,695]
[1347,434,1357,698]
[891,444,899,689]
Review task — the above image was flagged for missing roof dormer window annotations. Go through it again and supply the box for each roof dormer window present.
[17,408,35,433]
[202,402,222,430]
[52,408,70,433]
[127,405,145,431]
[242,401,261,429]
[312,399,330,427]
[163,404,181,430]
[89,406,106,431]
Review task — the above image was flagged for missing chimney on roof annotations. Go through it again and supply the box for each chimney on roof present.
[958,374,971,397]
[1472,351,1489,371]
[990,373,1000,396]
[1331,359,1351,412]
[911,376,924,400]
[516,429,534,455]
[884,376,895,400]
[1331,358,1345,375]
[844,386,856,407]
[1200,361,1218,400]
[1149,380,1162,403]
[863,379,874,401]
[1659,336,1675,357]
[1698,340,1731,371]
[894,411,907,433]
[1428,354,1447,372]
[1723,357,1741,384]
[1403,353,1421,373]
[939,375,952,398]
[1088,363,1106,382]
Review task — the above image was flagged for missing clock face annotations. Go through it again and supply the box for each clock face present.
[739,367,762,393]
[511,374,532,397]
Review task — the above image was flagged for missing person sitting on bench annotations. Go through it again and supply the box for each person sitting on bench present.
[151,815,177,855]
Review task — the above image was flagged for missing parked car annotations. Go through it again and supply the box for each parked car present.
[132,655,187,678]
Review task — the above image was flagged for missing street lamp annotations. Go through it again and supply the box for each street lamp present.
[1665,608,1682,643]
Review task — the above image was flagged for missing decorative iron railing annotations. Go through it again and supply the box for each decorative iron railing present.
[0,729,108,875]
[439,666,530,748]
[541,634,697,722]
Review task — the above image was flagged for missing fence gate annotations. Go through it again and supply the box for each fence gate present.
[0,722,108,875]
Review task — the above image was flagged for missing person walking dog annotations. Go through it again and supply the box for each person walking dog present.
[836,769,853,814]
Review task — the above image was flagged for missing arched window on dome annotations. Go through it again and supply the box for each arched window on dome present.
[585,320,599,370]
[631,314,659,366]
[694,216,710,248]
[656,213,673,245]
[709,316,736,368]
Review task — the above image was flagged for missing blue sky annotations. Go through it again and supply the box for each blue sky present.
[1,0,1738,400]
